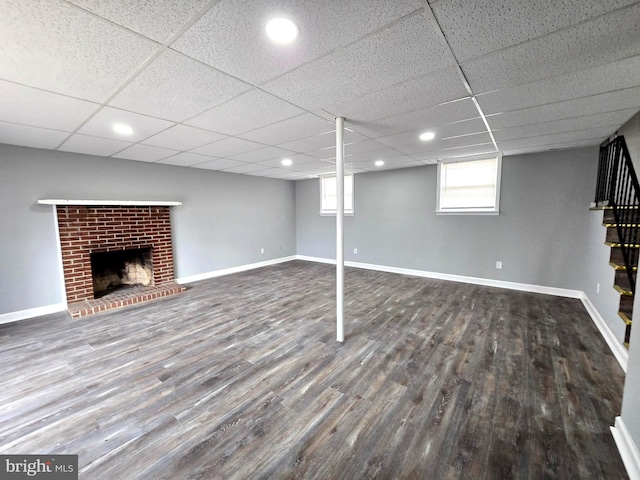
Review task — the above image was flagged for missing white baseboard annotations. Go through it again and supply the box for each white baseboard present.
[296,255,582,298]
[0,257,298,323]
[612,416,640,480]
[0,303,67,325]
[176,255,297,284]
[580,294,628,372]
[297,255,628,371]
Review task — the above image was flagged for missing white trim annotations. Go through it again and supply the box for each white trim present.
[319,174,354,215]
[2,256,297,323]
[436,211,500,216]
[0,303,67,325]
[296,255,336,265]
[176,256,297,284]
[580,294,628,372]
[611,416,640,480]
[296,256,629,369]
[37,199,182,206]
[52,206,68,306]
[436,154,502,214]
[296,256,581,297]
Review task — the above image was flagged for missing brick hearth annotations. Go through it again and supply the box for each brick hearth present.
[56,205,185,317]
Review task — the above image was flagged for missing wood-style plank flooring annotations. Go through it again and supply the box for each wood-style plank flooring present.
[0,261,628,479]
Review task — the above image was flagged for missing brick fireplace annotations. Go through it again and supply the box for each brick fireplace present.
[54,204,185,318]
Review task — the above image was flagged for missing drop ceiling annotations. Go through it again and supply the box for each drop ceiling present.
[1,0,639,180]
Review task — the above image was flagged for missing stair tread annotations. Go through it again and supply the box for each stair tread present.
[614,284,633,296]
[605,241,640,248]
[602,205,640,210]
[619,311,633,325]
[609,261,639,271]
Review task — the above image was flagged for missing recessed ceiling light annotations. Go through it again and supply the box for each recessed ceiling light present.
[419,131,435,141]
[374,160,385,167]
[266,17,299,44]
[113,124,133,135]
[281,158,293,166]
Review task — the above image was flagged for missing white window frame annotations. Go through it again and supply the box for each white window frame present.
[436,154,502,215]
[320,174,354,216]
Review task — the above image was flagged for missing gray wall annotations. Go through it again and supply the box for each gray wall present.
[297,147,598,290]
[0,144,296,314]
[620,111,640,456]
[580,210,626,342]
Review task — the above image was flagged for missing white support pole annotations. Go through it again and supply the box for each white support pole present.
[336,117,345,343]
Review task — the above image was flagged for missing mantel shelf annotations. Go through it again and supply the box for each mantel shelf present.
[37,199,182,206]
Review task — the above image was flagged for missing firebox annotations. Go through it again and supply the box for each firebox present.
[90,247,153,298]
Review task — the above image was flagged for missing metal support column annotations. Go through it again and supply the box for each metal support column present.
[336,117,345,343]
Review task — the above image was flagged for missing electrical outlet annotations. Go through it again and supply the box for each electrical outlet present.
[496,261,502,269]
[354,248,358,254]
[260,248,264,254]
[597,282,600,294]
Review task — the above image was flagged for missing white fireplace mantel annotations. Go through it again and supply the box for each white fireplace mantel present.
[37,199,182,206]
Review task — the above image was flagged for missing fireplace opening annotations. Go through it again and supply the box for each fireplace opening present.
[90,248,154,298]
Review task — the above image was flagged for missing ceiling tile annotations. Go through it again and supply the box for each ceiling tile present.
[0,80,99,131]
[345,139,391,155]
[191,137,265,157]
[250,168,308,179]
[476,55,640,115]
[492,110,638,142]
[485,88,640,130]
[259,169,305,179]
[462,3,640,93]
[77,106,174,142]
[220,163,273,174]
[111,144,179,162]
[346,148,405,164]
[324,67,469,122]
[58,134,133,156]
[288,173,316,180]
[263,11,454,111]
[431,0,638,62]
[156,152,217,167]
[238,113,334,145]
[142,124,227,151]
[172,0,423,85]
[352,98,479,138]
[255,153,318,168]
[287,158,336,171]
[351,155,423,169]
[410,145,498,163]
[192,158,249,171]
[186,89,305,135]
[281,158,332,172]
[0,0,638,178]
[109,50,251,122]
[0,122,70,150]
[0,1,158,101]
[496,126,615,152]
[375,117,489,153]
[228,146,298,163]
[502,139,597,156]
[278,129,367,154]
[66,0,210,43]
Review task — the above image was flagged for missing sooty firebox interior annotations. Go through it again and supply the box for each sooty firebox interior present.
[90,248,153,298]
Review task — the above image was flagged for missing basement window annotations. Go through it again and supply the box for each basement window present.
[320,174,354,215]
[436,156,501,215]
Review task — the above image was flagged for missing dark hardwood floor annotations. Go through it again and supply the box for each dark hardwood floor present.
[0,260,628,479]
